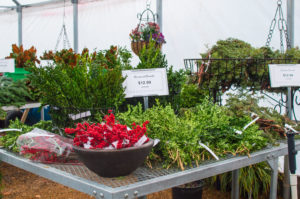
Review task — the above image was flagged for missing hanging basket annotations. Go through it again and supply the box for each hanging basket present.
[131,41,162,56]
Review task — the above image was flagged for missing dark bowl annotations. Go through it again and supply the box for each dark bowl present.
[73,139,154,177]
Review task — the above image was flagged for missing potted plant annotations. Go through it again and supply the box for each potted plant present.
[65,111,154,177]
[5,44,40,81]
[130,22,166,56]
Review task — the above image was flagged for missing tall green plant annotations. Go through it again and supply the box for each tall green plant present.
[136,40,167,69]
[28,49,126,127]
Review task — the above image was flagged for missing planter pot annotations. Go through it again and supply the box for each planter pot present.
[131,41,162,56]
[172,180,204,199]
[4,68,30,81]
[73,139,154,177]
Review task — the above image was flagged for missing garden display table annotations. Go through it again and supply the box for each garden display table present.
[0,140,298,199]
[1,102,43,122]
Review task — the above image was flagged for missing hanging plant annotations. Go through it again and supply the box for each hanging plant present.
[130,22,166,56]
[130,4,166,56]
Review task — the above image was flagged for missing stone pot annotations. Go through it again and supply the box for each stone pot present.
[73,139,154,177]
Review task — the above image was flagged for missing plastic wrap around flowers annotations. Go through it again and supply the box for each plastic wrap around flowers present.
[130,22,166,44]
[65,111,150,150]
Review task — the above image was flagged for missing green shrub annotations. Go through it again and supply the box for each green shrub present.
[28,48,127,127]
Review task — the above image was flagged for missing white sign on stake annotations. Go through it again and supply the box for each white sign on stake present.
[269,64,300,87]
[0,59,15,73]
[122,68,169,98]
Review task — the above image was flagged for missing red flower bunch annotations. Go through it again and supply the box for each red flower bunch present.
[65,111,150,149]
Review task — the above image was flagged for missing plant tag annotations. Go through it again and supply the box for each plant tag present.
[68,111,91,120]
[153,139,160,146]
[269,64,300,87]
[234,129,243,135]
[0,129,22,133]
[122,68,169,98]
[0,59,14,72]
[111,140,119,148]
[83,137,93,149]
[285,124,298,133]
[199,142,219,160]
[134,135,149,147]
[243,117,260,131]
[38,60,54,68]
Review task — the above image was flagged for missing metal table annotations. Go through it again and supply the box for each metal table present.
[0,140,298,199]
[2,102,44,122]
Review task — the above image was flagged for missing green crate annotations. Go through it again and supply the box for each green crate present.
[4,68,30,81]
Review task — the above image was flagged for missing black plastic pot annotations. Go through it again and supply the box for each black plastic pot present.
[73,139,154,177]
[172,180,204,199]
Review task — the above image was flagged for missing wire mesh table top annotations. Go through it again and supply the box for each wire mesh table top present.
[51,163,180,188]
[0,140,298,199]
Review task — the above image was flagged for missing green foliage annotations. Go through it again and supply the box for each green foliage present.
[94,46,133,70]
[28,49,126,127]
[136,40,167,69]
[0,119,54,153]
[225,91,298,141]
[118,98,269,170]
[180,83,207,108]
[198,38,300,92]
[153,66,187,111]
[202,38,253,59]
[209,162,272,199]
[0,77,32,119]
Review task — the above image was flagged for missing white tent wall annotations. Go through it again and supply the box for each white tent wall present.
[0,0,299,69]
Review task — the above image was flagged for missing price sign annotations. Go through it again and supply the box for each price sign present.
[39,60,54,68]
[269,64,300,87]
[122,68,169,98]
[0,59,14,73]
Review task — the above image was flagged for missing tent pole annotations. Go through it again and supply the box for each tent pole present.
[156,0,162,32]
[12,0,22,46]
[71,0,78,53]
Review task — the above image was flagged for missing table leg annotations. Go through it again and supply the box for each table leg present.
[41,106,44,121]
[267,158,279,199]
[231,169,239,199]
[21,108,30,123]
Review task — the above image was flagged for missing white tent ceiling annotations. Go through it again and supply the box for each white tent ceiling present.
[1,0,58,6]
[0,0,298,69]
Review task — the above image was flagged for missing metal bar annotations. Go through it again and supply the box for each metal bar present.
[143,96,149,110]
[112,141,300,198]
[1,141,300,199]
[41,106,45,121]
[12,0,21,6]
[0,149,114,199]
[283,155,291,199]
[17,0,64,8]
[287,87,293,119]
[156,0,162,31]
[2,102,41,111]
[17,5,22,46]
[287,0,294,48]
[231,169,239,199]
[0,6,16,8]
[286,3,295,196]
[267,158,279,199]
[72,0,78,53]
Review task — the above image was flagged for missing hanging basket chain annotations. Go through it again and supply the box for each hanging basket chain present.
[137,0,156,28]
[265,0,291,52]
[54,0,71,51]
